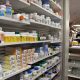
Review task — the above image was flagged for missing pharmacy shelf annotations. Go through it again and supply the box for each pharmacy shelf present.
[4,65,31,80]
[70,46,80,49]
[68,74,80,79]
[30,2,62,21]
[32,60,61,80]
[0,16,30,26]
[69,54,80,57]
[10,0,30,10]
[28,51,60,64]
[30,20,62,30]
[10,1,62,21]
[0,40,50,47]
[69,54,80,60]
[69,62,80,68]
[50,0,62,12]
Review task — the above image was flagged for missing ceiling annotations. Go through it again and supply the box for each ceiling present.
[70,0,80,25]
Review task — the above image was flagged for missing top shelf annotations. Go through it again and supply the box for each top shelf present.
[10,0,62,21]
[10,0,30,10]
[30,2,62,21]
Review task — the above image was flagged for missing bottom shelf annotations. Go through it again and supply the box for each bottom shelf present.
[68,74,80,79]
[3,65,31,80]
[31,61,61,80]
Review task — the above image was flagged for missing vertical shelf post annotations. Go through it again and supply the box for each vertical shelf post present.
[62,0,70,80]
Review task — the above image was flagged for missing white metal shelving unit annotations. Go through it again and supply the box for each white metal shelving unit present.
[0,0,63,80]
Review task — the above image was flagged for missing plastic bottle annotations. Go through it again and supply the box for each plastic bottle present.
[0,5,6,16]
[41,0,50,10]
[5,0,13,17]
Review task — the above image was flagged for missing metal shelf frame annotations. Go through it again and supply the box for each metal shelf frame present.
[0,0,65,80]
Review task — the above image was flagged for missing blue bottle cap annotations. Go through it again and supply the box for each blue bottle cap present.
[41,0,49,4]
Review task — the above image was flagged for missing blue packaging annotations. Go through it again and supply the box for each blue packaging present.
[41,0,49,4]
[0,5,6,16]
[0,10,5,16]
[43,44,49,54]
[6,6,12,16]
[35,47,40,53]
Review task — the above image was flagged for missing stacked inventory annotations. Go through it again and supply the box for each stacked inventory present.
[0,0,62,80]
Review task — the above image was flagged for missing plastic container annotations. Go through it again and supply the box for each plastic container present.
[20,33,27,42]
[0,5,6,16]
[4,32,15,43]
[5,0,13,17]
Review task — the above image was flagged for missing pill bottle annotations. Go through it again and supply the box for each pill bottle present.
[5,0,13,17]
[15,32,21,42]
[0,5,6,16]
[25,32,29,42]
[20,33,27,42]
[32,31,37,41]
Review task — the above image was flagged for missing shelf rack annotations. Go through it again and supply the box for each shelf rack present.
[9,0,62,21]
[0,40,50,47]
[30,20,62,30]
[0,40,62,47]
[69,62,80,68]
[69,53,80,60]
[0,0,62,80]
[0,16,30,26]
